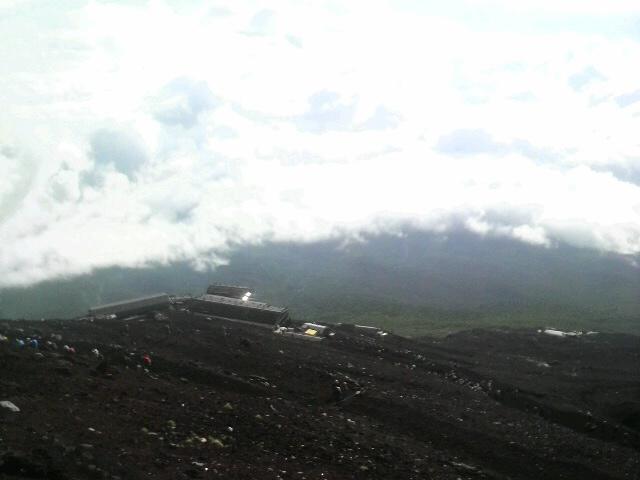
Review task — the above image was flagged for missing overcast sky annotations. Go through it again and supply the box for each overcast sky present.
[1,0,640,287]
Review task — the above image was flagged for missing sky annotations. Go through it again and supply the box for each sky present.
[1,0,640,287]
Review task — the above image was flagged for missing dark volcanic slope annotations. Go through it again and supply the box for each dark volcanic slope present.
[3,231,639,335]
[0,314,639,480]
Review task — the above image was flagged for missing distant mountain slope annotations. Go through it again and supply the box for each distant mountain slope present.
[1,230,638,335]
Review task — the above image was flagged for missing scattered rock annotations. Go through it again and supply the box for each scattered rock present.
[0,400,20,412]
[209,437,225,449]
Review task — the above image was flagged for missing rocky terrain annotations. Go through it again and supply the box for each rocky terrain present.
[1,311,639,479]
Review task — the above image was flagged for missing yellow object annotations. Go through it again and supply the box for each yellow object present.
[304,329,318,336]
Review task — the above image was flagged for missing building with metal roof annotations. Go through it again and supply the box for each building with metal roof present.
[88,293,171,318]
[206,284,253,300]
[189,294,289,326]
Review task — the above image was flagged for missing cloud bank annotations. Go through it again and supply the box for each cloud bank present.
[1,0,640,287]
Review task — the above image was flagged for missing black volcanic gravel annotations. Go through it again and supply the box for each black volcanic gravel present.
[0,313,638,479]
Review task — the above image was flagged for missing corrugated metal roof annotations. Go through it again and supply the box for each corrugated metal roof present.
[197,294,286,313]
[89,293,170,315]
[206,285,252,299]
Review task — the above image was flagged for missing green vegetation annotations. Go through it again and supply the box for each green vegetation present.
[1,231,638,337]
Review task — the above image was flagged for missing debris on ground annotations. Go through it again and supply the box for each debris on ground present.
[0,400,20,412]
[0,314,637,480]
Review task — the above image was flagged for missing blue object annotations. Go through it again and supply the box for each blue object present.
[15,339,25,348]
[29,339,38,349]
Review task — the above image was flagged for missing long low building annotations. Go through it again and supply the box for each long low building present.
[189,294,289,326]
[206,284,252,299]
[89,293,171,318]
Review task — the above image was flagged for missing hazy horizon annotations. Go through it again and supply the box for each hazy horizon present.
[2,0,640,289]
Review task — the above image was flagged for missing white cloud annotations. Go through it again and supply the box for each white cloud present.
[0,146,36,223]
[151,77,218,127]
[0,0,639,287]
[472,0,640,15]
